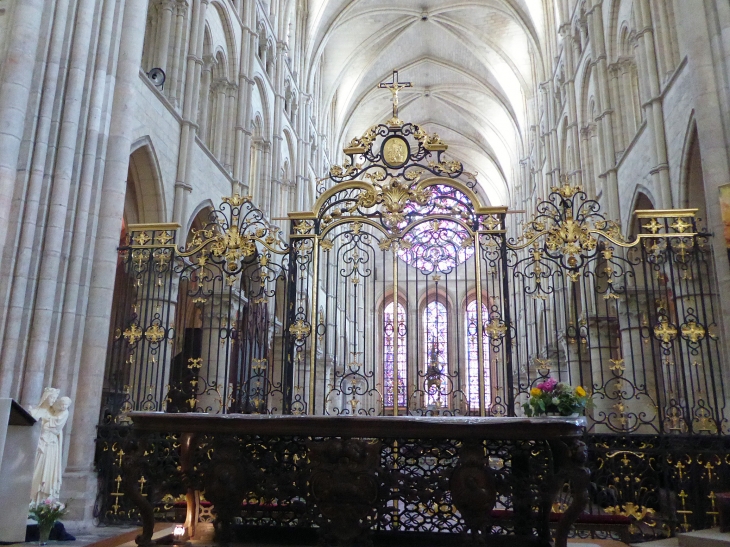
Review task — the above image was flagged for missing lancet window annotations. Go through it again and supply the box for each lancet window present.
[465,299,490,411]
[423,300,448,406]
[383,301,406,408]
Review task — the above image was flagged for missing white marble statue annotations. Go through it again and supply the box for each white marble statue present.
[29,388,72,504]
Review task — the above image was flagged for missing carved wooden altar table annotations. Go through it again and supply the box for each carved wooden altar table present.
[122,413,588,547]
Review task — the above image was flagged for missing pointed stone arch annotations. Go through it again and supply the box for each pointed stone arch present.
[127,137,167,224]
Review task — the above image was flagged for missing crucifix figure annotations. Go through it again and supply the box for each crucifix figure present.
[379,70,412,120]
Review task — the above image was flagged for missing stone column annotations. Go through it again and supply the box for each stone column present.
[607,63,625,153]
[167,0,188,107]
[197,291,243,413]
[0,0,73,398]
[53,0,121,394]
[155,0,175,73]
[562,27,582,186]
[238,21,257,195]
[579,125,595,199]
[172,0,209,225]
[650,0,675,78]
[634,0,672,209]
[0,0,46,368]
[270,51,286,213]
[21,0,104,405]
[618,58,637,139]
[224,82,237,170]
[232,18,253,194]
[61,0,148,523]
[197,56,214,143]
[587,0,619,219]
[0,0,46,323]
[211,78,227,158]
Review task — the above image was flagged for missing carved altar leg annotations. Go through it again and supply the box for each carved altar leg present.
[120,432,156,547]
[550,439,590,547]
[307,438,382,546]
[204,435,248,543]
[180,432,199,539]
[450,441,497,541]
[511,442,534,538]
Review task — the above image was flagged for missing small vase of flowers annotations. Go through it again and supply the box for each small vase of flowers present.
[29,499,67,545]
[522,377,591,417]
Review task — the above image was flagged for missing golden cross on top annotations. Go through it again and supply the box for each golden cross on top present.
[379,70,412,119]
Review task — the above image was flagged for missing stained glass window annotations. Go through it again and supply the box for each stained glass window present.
[423,301,448,406]
[466,299,490,410]
[383,301,407,408]
[397,185,474,274]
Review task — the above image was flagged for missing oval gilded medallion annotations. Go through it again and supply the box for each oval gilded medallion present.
[382,136,409,168]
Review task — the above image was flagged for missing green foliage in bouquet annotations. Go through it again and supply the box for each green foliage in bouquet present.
[29,499,67,528]
[522,377,592,416]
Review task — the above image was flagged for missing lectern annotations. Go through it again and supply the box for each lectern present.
[0,399,40,542]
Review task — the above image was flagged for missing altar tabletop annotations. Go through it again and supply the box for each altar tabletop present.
[128,412,586,440]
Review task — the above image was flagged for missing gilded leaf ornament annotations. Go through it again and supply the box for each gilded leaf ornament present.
[551,182,582,199]
[222,193,252,207]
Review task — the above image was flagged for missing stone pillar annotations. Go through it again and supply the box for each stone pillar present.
[634,0,672,209]
[616,296,660,435]
[53,0,121,395]
[212,78,227,158]
[0,0,45,285]
[562,27,582,185]
[238,23,257,195]
[224,82,237,170]
[21,0,104,406]
[197,56,213,143]
[155,0,175,73]
[233,17,254,195]
[198,291,243,413]
[172,0,209,226]
[650,0,675,78]
[167,0,188,107]
[62,0,148,523]
[587,0,619,219]
[607,63,625,153]
[0,0,73,398]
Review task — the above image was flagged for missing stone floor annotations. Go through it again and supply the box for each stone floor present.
[9,524,692,547]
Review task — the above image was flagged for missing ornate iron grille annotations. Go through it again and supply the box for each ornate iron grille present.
[95,119,729,540]
[99,195,290,423]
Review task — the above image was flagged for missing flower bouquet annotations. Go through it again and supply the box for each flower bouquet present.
[522,377,591,417]
[29,499,67,545]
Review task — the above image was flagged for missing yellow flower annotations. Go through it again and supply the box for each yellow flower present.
[530,387,542,397]
[575,386,586,397]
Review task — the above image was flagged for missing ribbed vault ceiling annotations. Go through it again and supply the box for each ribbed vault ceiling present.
[306,0,548,206]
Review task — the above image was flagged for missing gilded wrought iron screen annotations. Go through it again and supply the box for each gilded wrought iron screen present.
[97,113,729,537]
[505,185,727,435]
[287,122,508,417]
[100,196,290,423]
[100,123,728,430]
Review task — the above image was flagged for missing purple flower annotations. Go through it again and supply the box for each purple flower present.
[536,378,558,392]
